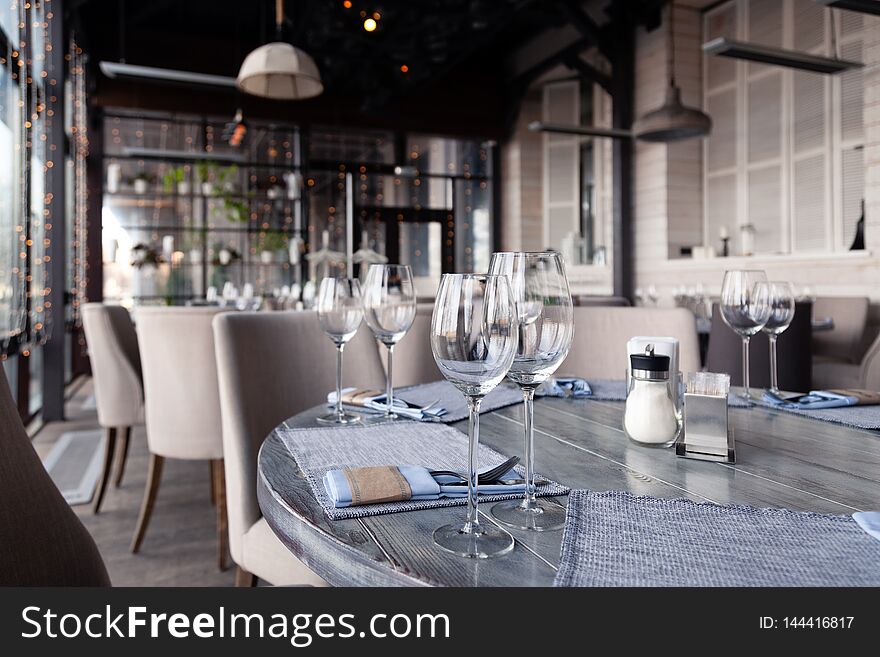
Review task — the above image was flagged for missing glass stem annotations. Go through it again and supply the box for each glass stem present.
[385,343,394,416]
[769,334,778,393]
[335,343,345,420]
[742,335,751,399]
[521,386,537,507]
[464,395,482,534]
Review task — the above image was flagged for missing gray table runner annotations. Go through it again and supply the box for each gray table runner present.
[555,490,880,587]
[278,420,568,520]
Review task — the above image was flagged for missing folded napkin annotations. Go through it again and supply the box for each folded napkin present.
[323,464,524,508]
[537,377,592,398]
[328,387,447,421]
[764,388,880,410]
[853,512,880,542]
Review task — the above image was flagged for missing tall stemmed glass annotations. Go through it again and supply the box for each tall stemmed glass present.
[719,270,771,402]
[758,281,796,395]
[363,264,417,420]
[430,274,518,558]
[489,252,573,532]
[316,277,364,425]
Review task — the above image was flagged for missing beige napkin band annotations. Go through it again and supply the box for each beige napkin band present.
[827,389,880,406]
[341,389,383,406]
[342,466,413,506]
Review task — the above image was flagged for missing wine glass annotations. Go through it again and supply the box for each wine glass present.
[488,252,573,532]
[430,274,518,558]
[719,270,771,402]
[362,264,417,420]
[758,281,796,395]
[315,277,364,425]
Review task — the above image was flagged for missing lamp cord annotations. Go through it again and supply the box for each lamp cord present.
[667,2,676,88]
[276,0,284,40]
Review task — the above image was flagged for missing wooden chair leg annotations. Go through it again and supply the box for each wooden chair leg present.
[130,454,165,553]
[92,427,117,514]
[113,426,131,487]
[209,461,217,506]
[235,566,257,587]
[213,459,229,571]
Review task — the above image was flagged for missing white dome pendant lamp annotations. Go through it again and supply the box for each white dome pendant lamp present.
[237,0,323,100]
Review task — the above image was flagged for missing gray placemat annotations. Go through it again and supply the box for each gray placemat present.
[555,490,880,587]
[396,381,524,423]
[279,420,568,520]
[754,399,880,430]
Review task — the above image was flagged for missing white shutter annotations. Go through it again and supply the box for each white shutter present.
[748,165,782,254]
[542,81,580,251]
[793,71,826,153]
[840,8,863,37]
[794,0,825,52]
[793,154,827,251]
[748,72,782,163]
[839,40,863,143]
[706,89,737,172]
[747,0,783,76]
[706,174,737,247]
[841,147,864,247]
[705,4,737,91]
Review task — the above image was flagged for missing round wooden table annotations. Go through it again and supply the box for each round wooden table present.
[257,395,879,587]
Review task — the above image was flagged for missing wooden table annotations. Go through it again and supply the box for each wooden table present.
[257,395,880,586]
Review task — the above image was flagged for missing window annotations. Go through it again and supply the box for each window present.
[703,0,866,255]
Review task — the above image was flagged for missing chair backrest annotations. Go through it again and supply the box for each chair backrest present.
[213,311,385,564]
[812,296,869,364]
[572,295,631,307]
[383,303,442,387]
[0,367,110,585]
[135,306,228,460]
[559,306,701,379]
[705,301,812,392]
[81,303,143,428]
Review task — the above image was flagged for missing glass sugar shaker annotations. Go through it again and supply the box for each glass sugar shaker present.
[623,344,681,447]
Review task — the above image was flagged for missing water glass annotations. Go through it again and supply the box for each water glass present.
[758,281,796,395]
[719,270,771,401]
[316,277,364,425]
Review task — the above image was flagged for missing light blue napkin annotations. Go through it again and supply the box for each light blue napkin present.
[763,390,861,410]
[537,377,593,398]
[322,464,524,508]
[853,512,880,542]
[328,387,447,421]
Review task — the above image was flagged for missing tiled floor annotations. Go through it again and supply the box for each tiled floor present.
[32,377,235,586]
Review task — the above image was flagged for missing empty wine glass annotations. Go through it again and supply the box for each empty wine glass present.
[488,252,573,532]
[430,274,518,558]
[363,264,417,420]
[719,270,771,402]
[315,277,364,425]
[758,281,796,395]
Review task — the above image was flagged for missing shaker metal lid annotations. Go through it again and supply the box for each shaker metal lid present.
[630,343,670,379]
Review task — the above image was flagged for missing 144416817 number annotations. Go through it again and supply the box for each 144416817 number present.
[783,617,854,629]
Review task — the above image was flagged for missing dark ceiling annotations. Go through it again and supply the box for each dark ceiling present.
[69,0,666,138]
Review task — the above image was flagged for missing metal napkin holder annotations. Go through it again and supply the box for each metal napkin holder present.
[675,391,735,463]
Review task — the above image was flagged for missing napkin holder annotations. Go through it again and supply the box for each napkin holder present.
[675,391,735,463]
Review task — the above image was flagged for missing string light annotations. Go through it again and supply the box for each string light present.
[363,17,377,32]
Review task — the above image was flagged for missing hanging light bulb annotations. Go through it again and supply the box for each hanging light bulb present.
[237,0,323,100]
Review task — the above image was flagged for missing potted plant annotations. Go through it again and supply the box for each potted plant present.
[129,172,155,194]
[253,231,288,264]
[210,245,241,289]
[196,161,214,195]
[130,243,165,298]
[162,166,190,195]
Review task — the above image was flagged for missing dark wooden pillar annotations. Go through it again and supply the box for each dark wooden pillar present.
[611,19,635,301]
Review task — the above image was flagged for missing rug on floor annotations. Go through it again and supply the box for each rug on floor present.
[42,430,104,505]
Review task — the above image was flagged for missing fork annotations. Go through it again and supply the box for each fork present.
[429,455,520,483]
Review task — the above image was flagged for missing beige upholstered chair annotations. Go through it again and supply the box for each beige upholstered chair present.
[133,306,229,569]
[0,366,110,586]
[812,296,869,364]
[213,311,385,586]
[813,332,880,391]
[382,302,442,387]
[81,303,144,513]
[559,307,701,379]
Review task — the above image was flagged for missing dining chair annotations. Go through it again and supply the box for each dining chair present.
[213,310,385,586]
[706,302,812,392]
[812,296,869,364]
[81,303,145,513]
[559,306,701,379]
[133,306,230,569]
[0,366,111,586]
[814,328,880,391]
[382,302,442,387]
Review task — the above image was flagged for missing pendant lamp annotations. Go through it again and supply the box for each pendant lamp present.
[237,0,323,100]
[632,4,712,142]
